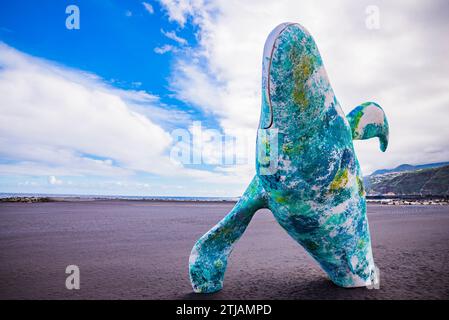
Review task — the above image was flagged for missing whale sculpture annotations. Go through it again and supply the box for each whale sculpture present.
[189,22,389,293]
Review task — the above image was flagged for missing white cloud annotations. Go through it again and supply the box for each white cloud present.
[159,0,449,176]
[142,2,155,14]
[0,43,255,195]
[48,175,62,185]
[125,10,133,17]
[161,29,188,45]
[154,44,177,54]
[157,0,197,27]
[0,43,179,177]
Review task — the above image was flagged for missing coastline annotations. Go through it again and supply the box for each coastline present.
[0,194,239,203]
[1,194,448,205]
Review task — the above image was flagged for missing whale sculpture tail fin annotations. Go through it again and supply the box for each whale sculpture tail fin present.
[346,102,389,152]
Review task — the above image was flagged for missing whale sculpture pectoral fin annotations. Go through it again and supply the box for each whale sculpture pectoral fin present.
[346,102,389,152]
[189,176,267,293]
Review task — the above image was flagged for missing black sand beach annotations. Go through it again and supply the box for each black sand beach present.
[0,201,448,299]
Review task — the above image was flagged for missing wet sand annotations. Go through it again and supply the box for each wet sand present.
[0,201,448,299]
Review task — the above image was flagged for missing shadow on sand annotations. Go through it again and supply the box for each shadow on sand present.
[181,276,380,300]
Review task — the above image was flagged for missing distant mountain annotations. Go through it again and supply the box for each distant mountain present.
[371,161,449,176]
[365,163,449,197]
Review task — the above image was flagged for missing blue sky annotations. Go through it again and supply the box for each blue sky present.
[0,0,448,196]
[0,0,204,123]
[0,0,228,196]
[2,1,180,90]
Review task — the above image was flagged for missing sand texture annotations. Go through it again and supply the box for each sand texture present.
[0,201,448,299]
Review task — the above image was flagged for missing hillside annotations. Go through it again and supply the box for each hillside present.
[365,164,449,197]
[371,161,449,176]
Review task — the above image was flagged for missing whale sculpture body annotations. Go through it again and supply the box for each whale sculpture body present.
[189,23,389,293]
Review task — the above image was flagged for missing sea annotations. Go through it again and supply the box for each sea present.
[0,192,239,202]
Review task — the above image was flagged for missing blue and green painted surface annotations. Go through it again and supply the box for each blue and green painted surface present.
[189,23,389,293]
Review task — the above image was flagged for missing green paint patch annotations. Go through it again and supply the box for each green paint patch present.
[293,90,308,109]
[282,142,303,155]
[292,52,315,110]
[275,195,287,203]
[351,110,364,138]
[214,259,224,269]
[329,168,349,192]
[357,239,366,250]
[282,143,293,154]
[271,189,289,204]
[356,176,365,196]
